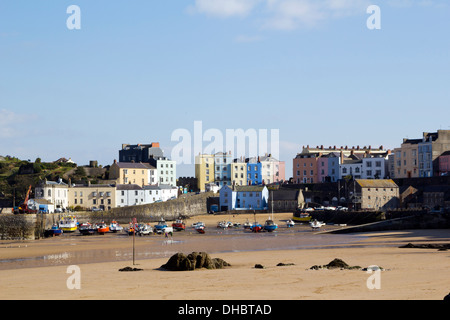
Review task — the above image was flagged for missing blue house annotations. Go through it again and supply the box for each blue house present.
[219,184,268,211]
[246,157,262,185]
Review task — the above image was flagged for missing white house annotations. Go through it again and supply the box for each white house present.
[362,156,388,179]
[219,185,269,211]
[116,184,146,207]
[34,179,69,211]
[143,184,178,202]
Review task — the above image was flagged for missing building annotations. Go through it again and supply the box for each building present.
[195,154,215,192]
[109,160,157,186]
[143,184,178,202]
[119,142,176,186]
[119,142,164,163]
[214,152,232,188]
[294,145,388,184]
[393,139,420,179]
[268,189,304,212]
[259,154,285,184]
[350,179,399,210]
[68,183,116,211]
[34,179,69,211]
[148,156,177,187]
[219,185,269,211]
[231,158,247,187]
[246,157,262,185]
[439,151,450,176]
[115,184,146,207]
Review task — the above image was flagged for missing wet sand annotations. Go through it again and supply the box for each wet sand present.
[1,212,449,300]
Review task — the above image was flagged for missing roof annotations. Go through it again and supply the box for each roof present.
[234,185,266,192]
[116,184,142,190]
[143,184,177,190]
[114,162,155,169]
[356,179,398,188]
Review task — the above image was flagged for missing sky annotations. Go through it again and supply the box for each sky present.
[1,0,449,178]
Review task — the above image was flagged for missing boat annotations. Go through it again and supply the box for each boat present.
[59,216,78,232]
[310,219,325,231]
[172,219,186,231]
[264,198,278,232]
[109,221,123,233]
[44,224,63,237]
[79,222,96,235]
[243,219,252,230]
[154,218,167,232]
[250,222,263,233]
[286,219,295,228]
[96,222,109,235]
[264,218,278,232]
[292,208,312,223]
[126,223,136,236]
[217,221,232,229]
[136,223,153,236]
[195,224,205,234]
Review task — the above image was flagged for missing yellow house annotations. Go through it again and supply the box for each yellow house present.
[393,139,420,178]
[195,154,215,192]
[231,158,247,186]
[68,183,116,211]
[109,160,156,186]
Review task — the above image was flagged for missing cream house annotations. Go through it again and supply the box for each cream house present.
[68,183,116,211]
[109,160,156,186]
[351,179,399,210]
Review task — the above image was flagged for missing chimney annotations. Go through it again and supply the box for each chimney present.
[113,159,117,164]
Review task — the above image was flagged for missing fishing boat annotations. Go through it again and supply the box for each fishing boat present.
[109,221,123,233]
[286,219,295,228]
[154,218,167,232]
[250,222,263,233]
[59,216,78,232]
[310,219,325,231]
[217,221,232,229]
[79,222,96,235]
[136,223,153,236]
[292,208,312,223]
[172,218,186,231]
[126,224,136,236]
[243,219,252,230]
[264,218,278,232]
[44,224,63,237]
[195,223,205,234]
[96,222,109,235]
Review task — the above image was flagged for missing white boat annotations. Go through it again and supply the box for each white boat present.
[217,221,232,229]
[243,219,252,230]
[109,221,123,233]
[59,216,78,232]
[310,219,325,230]
[137,223,153,236]
[286,219,295,228]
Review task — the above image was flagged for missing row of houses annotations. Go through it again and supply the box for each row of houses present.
[216,179,402,212]
[293,145,390,184]
[195,152,285,192]
[292,130,450,184]
[30,179,178,213]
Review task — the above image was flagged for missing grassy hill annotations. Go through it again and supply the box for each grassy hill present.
[0,156,108,206]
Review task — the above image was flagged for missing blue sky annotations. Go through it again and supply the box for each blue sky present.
[1,0,449,178]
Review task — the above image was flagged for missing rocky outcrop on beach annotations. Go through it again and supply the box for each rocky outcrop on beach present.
[399,243,450,251]
[160,252,231,271]
[310,258,361,270]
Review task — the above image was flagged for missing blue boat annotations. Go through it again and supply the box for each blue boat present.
[154,218,167,232]
[264,219,278,232]
[44,224,63,237]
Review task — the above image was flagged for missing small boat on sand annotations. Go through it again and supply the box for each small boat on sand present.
[109,221,123,233]
[264,219,278,232]
[59,216,78,232]
[310,219,325,230]
[286,219,295,228]
[79,222,96,235]
[96,222,109,235]
[172,219,186,231]
[44,224,63,237]
[194,222,205,234]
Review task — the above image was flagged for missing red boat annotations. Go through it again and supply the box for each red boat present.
[96,222,109,235]
[172,219,186,231]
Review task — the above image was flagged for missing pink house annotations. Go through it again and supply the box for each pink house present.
[439,151,450,175]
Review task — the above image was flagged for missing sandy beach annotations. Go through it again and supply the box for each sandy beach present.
[0,212,449,301]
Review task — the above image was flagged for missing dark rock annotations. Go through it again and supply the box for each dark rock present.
[277,263,295,266]
[254,264,265,269]
[444,292,450,301]
[161,252,230,271]
[325,258,349,269]
[119,266,143,272]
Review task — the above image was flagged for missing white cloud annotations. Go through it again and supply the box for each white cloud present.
[191,0,262,18]
[190,0,371,29]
